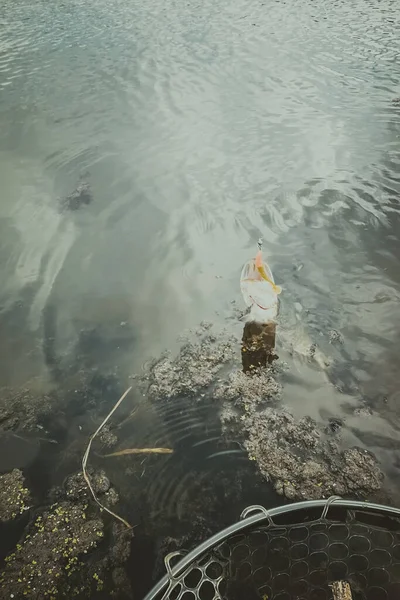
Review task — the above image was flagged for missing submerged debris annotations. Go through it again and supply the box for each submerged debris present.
[82,387,132,529]
[0,469,30,522]
[104,447,173,457]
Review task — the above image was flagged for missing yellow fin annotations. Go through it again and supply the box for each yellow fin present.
[257,266,282,295]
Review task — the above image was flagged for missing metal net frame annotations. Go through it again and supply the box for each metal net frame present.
[144,497,400,600]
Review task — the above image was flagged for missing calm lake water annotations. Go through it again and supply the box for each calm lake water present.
[1,0,400,594]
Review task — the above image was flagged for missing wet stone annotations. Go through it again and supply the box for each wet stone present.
[0,500,104,599]
[98,425,118,448]
[65,469,114,500]
[0,386,56,431]
[216,356,383,502]
[328,329,344,344]
[241,406,383,501]
[59,180,93,211]
[0,466,131,599]
[325,417,343,435]
[92,470,111,494]
[0,469,31,522]
[142,327,237,400]
[214,368,281,407]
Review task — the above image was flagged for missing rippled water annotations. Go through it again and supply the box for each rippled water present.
[1,0,400,593]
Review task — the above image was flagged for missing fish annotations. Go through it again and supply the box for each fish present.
[240,243,281,322]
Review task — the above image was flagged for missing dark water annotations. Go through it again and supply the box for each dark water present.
[1,0,400,594]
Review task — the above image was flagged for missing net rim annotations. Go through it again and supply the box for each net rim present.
[143,496,400,600]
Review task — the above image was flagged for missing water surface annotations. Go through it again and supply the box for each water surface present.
[1,0,400,593]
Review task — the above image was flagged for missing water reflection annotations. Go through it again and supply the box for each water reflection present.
[241,321,277,373]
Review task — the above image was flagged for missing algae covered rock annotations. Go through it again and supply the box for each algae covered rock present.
[242,407,383,501]
[145,329,236,400]
[0,501,103,599]
[0,468,131,599]
[0,468,30,522]
[0,386,55,431]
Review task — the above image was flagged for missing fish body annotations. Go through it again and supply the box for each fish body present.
[240,250,281,323]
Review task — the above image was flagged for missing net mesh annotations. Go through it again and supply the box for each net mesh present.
[152,502,400,600]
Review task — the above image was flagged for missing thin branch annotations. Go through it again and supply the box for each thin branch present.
[103,448,173,457]
[82,386,133,529]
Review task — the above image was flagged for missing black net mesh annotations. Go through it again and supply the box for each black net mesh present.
[148,500,400,600]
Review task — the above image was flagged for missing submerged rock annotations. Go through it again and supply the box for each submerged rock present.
[112,566,132,598]
[140,321,383,502]
[239,406,383,500]
[0,386,56,431]
[144,328,236,400]
[59,180,93,211]
[328,329,344,344]
[109,522,133,567]
[65,470,119,508]
[0,500,103,598]
[98,425,118,448]
[0,468,131,599]
[214,368,281,407]
[0,469,30,522]
[90,523,133,599]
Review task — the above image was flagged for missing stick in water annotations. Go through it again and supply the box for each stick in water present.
[82,386,133,529]
[104,448,173,457]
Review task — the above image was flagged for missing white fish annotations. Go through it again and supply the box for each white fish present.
[240,249,281,323]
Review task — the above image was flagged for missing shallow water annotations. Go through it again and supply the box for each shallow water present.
[0,0,400,594]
